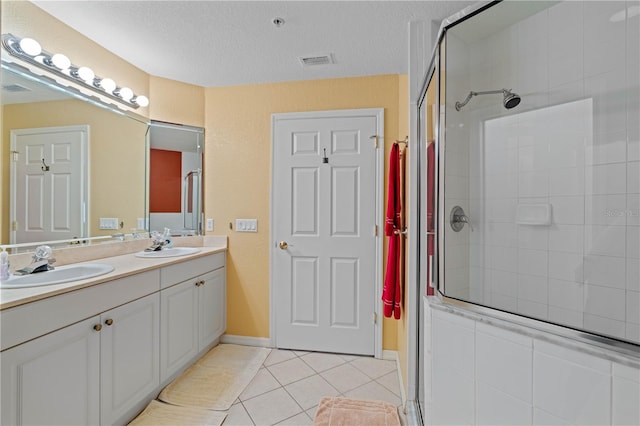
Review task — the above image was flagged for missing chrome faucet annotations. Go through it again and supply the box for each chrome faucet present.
[15,245,56,275]
[145,228,173,252]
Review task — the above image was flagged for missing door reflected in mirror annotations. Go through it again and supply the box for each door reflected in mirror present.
[1,62,148,246]
[148,121,203,236]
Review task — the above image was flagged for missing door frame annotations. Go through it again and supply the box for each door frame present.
[269,108,384,358]
[10,125,90,244]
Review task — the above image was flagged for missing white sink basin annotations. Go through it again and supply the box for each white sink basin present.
[0,263,115,289]
[134,247,201,258]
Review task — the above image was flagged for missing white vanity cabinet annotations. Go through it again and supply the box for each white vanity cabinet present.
[1,316,101,426]
[0,270,160,426]
[160,253,226,383]
[0,249,226,426]
[198,267,226,350]
[100,293,160,426]
[0,292,160,426]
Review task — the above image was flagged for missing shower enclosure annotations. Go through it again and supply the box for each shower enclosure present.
[429,0,639,347]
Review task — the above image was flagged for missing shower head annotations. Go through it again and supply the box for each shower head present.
[455,89,521,111]
[503,90,521,109]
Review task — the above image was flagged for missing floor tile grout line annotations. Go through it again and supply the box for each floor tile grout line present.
[373,372,403,397]
[238,399,257,426]
[279,379,313,423]
[238,373,282,403]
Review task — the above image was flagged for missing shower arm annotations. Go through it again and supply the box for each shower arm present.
[455,89,509,111]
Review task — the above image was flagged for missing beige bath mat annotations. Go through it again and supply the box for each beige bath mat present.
[128,400,227,426]
[159,344,271,410]
[313,397,400,426]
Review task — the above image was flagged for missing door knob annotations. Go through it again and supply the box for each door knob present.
[279,241,288,250]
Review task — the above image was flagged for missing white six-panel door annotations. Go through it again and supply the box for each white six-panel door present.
[272,109,383,356]
[10,125,88,244]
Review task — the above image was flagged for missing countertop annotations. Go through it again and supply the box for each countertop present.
[0,236,227,311]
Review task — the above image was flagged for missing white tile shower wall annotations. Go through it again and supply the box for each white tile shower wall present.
[427,306,640,426]
[452,1,640,343]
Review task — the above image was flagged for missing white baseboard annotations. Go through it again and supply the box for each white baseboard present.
[221,334,272,348]
[381,349,397,361]
[382,350,407,411]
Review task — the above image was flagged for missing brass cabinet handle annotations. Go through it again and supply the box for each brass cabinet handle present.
[93,324,102,332]
[105,319,114,326]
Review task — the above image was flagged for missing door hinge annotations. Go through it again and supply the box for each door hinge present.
[10,151,19,162]
[11,221,18,231]
[374,224,378,237]
[369,135,379,149]
[373,312,378,324]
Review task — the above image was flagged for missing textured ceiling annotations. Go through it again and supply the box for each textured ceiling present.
[31,1,475,88]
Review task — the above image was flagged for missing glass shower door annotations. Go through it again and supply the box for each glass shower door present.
[439,0,639,347]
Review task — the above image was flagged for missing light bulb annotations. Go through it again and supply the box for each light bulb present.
[133,95,149,107]
[99,78,116,93]
[51,53,71,70]
[117,87,133,101]
[77,66,95,83]
[19,38,42,56]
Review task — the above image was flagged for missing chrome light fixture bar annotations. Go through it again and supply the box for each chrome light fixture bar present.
[2,33,149,109]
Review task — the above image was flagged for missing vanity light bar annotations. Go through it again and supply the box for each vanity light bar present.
[1,33,149,109]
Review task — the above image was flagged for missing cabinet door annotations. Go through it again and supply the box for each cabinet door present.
[160,279,199,383]
[198,268,226,350]
[1,316,100,426]
[100,293,160,426]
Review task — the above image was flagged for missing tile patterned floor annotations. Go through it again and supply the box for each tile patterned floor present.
[223,349,402,426]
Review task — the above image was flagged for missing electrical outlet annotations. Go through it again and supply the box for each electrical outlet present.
[206,218,214,232]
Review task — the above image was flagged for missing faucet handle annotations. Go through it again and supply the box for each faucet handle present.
[34,245,52,260]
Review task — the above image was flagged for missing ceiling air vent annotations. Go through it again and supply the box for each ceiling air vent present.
[298,54,334,67]
[2,84,31,93]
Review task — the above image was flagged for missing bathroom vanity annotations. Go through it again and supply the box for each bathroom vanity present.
[0,240,226,426]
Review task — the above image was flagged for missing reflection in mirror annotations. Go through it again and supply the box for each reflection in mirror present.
[1,62,149,250]
[148,121,203,236]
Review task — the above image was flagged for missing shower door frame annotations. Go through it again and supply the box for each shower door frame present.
[423,0,640,360]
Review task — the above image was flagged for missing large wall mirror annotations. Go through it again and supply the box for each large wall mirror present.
[1,61,149,248]
[148,121,203,236]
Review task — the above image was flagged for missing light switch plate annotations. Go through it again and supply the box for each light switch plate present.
[99,217,119,230]
[235,219,257,232]
[206,218,214,231]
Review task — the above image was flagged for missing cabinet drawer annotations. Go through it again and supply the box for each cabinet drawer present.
[160,253,225,289]
[0,269,160,352]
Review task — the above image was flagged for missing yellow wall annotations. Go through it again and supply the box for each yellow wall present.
[2,100,147,241]
[205,75,405,349]
[149,76,205,127]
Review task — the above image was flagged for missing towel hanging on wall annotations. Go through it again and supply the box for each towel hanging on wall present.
[383,143,401,319]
